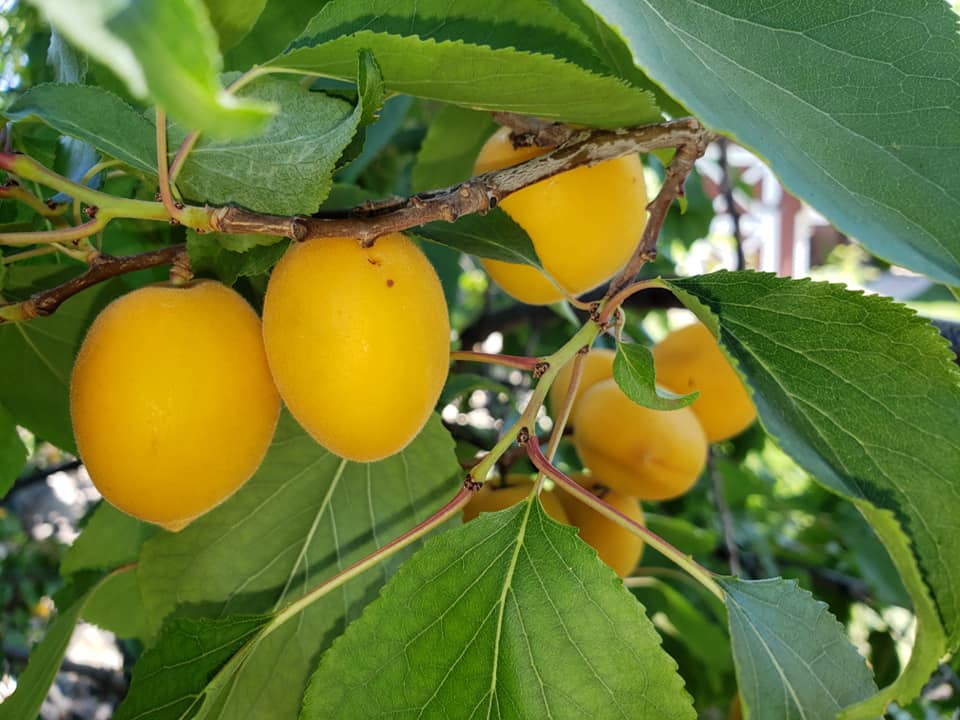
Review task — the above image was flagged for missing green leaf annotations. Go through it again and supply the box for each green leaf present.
[643,513,718,556]
[302,500,695,718]
[411,105,498,192]
[3,84,157,174]
[176,63,379,214]
[275,0,661,128]
[187,230,288,285]
[0,403,27,497]
[29,0,274,138]
[666,270,960,711]
[721,577,877,720]
[586,1,960,285]
[131,412,459,719]
[0,572,108,720]
[200,0,267,51]
[414,210,540,267]
[224,0,323,70]
[0,266,127,452]
[62,503,155,576]
[613,342,698,410]
[113,614,272,720]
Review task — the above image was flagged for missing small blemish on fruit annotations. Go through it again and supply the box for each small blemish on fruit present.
[367,256,382,266]
[386,279,395,288]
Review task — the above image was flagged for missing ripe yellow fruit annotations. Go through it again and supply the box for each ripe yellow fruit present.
[559,475,645,578]
[547,348,615,420]
[70,281,280,531]
[652,322,756,442]
[262,233,449,462]
[474,126,647,305]
[573,379,708,500]
[462,476,569,524]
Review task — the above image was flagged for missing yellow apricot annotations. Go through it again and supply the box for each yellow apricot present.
[652,322,756,442]
[573,379,708,500]
[558,474,645,578]
[474,126,647,305]
[262,233,449,462]
[547,348,615,421]
[462,475,569,523]
[70,281,280,531]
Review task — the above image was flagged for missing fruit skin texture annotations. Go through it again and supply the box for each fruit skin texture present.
[558,475,645,578]
[573,378,708,500]
[547,348,615,420]
[462,476,569,524]
[652,322,756,442]
[474,126,647,305]
[262,233,449,462]
[70,281,280,532]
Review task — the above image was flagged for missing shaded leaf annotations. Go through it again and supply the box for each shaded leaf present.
[302,500,695,718]
[614,342,697,410]
[414,210,540,267]
[201,0,268,51]
[721,577,876,720]
[62,503,155,576]
[132,412,459,719]
[187,230,288,285]
[587,0,960,285]
[411,105,498,192]
[0,403,27,498]
[276,0,661,127]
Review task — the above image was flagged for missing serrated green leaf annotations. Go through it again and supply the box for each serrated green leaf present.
[132,412,459,719]
[275,0,660,127]
[587,0,960,285]
[0,572,109,720]
[411,105,499,193]
[113,614,272,720]
[4,84,157,174]
[175,78,358,214]
[0,266,127,453]
[614,342,697,410]
[29,0,274,138]
[666,270,960,711]
[187,230,288,285]
[0,403,27,498]
[414,210,540,267]
[721,577,877,720]
[302,500,695,719]
[201,0,267,51]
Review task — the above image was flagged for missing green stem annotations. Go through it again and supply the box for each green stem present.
[599,278,666,324]
[526,435,726,603]
[266,486,474,635]
[470,320,599,485]
[450,350,542,372]
[533,348,587,494]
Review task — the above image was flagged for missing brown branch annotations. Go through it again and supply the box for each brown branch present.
[210,118,711,247]
[491,112,576,148]
[0,244,186,323]
[608,122,714,293]
[718,137,745,270]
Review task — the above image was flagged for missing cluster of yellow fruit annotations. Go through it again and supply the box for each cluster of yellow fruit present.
[464,323,755,578]
[70,233,450,531]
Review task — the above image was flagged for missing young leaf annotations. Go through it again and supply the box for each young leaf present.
[301,500,695,718]
[0,572,111,720]
[29,0,274,138]
[586,1,960,285]
[413,210,540,267]
[411,105,498,192]
[721,577,877,719]
[0,266,127,453]
[0,403,27,498]
[275,0,661,128]
[131,412,459,719]
[665,270,960,711]
[613,342,698,410]
[113,614,272,720]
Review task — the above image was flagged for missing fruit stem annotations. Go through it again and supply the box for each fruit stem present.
[155,109,184,220]
[526,435,726,603]
[266,485,475,635]
[449,350,543,372]
[469,320,600,485]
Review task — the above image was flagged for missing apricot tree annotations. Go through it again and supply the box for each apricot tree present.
[0,2,959,719]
